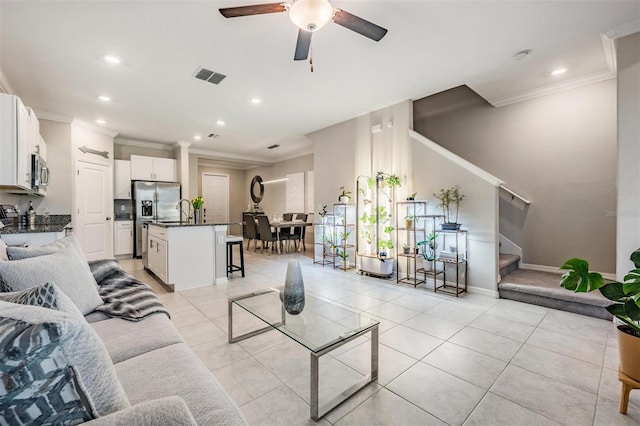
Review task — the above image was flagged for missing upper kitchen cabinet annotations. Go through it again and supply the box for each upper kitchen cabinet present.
[114,159,131,199]
[130,155,177,182]
[0,94,35,190]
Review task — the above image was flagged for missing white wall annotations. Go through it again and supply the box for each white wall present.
[616,32,640,279]
[198,165,246,235]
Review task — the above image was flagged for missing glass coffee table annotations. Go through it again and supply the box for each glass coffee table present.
[228,288,379,421]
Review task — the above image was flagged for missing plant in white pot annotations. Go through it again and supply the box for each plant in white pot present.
[417,232,438,271]
[338,186,352,203]
[560,249,640,414]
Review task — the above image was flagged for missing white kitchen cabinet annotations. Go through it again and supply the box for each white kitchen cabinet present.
[0,94,33,189]
[130,155,177,182]
[147,225,168,283]
[114,160,131,199]
[114,220,133,256]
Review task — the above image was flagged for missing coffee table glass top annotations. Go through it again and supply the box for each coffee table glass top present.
[230,289,379,353]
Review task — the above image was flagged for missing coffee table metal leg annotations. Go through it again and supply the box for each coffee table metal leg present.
[309,324,379,421]
[228,298,285,343]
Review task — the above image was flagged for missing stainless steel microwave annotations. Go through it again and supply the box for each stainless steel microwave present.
[31,154,49,195]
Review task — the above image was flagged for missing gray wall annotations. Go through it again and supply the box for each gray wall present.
[616,32,640,279]
[413,81,617,273]
[198,165,246,236]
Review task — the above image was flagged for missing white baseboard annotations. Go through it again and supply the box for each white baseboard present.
[467,285,498,298]
[520,263,616,281]
[215,277,229,285]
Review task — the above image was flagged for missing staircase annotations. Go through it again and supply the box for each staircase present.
[498,254,612,320]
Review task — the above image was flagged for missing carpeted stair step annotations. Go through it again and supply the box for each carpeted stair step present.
[498,269,612,320]
[499,254,520,278]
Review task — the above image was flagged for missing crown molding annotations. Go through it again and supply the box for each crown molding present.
[601,33,617,74]
[605,18,640,40]
[487,69,616,108]
[71,119,118,137]
[114,137,174,151]
[174,141,191,149]
[0,67,15,95]
[34,110,73,123]
[273,146,314,163]
[189,147,274,166]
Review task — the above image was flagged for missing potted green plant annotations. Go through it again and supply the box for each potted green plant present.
[406,192,417,201]
[560,249,640,401]
[434,185,464,230]
[191,196,204,224]
[417,232,438,270]
[337,249,350,269]
[338,186,352,203]
[405,215,414,229]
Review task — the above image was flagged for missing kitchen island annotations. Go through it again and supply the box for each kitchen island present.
[0,215,72,247]
[147,221,238,292]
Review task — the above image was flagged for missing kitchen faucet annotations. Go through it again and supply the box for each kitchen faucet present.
[177,199,192,224]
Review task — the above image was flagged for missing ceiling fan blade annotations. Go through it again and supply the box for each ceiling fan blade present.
[294,29,312,61]
[219,3,286,18]
[333,9,388,41]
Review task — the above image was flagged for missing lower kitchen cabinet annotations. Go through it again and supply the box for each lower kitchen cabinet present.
[114,220,133,256]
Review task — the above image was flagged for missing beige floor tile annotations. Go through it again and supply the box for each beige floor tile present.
[365,302,420,323]
[178,320,227,347]
[425,301,488,325]
[491,365,597,425]
[336,388,447,426]
[598,367,640,409]
[464,392,561,426]
[170,307,210,328]
[422,342,507,389]
[390,293,445,312]
[359,286,405,302]
[191,339,251,370]
[379,324,444,359]
[449,327,523,362]
[240,384,330,426]
[387,362,485,425]
[469,313,536,342]
[594,395,640,426]
[323,382,382,424]
[537,310,610,345]
[403,312,465,339]
[526,327,606,366]
[337,294,386,311]
[485,303,546,327]
[336,339,417,385]
[313,285,358,301]
[213,357,283,406]
[511,344,602,394]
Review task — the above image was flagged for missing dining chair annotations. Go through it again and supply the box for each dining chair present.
[279,213,294,252]
[292,213,308,251]
[256,215,279,255]
[243,213,260,252]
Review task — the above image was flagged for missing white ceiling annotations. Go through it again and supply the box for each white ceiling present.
[1,1,638,166]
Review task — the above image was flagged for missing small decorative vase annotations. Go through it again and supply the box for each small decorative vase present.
[194,208,201,224]
[282,260,305,315]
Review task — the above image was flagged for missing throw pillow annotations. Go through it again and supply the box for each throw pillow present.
[0,282,84,320]
[0,246,103,315]
[0,300,131,416]
[0,317,94,425]
[0,238,7,261]
[6,234,85,261]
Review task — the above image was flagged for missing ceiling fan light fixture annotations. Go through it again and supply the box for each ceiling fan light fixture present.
[289,0,334,32]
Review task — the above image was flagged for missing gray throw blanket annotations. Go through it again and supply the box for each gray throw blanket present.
[89,260,170,322]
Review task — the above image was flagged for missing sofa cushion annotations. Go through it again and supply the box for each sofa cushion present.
[115,343,247,425]
[0,246,103,315]
[84,396,197,426]
[0,282,84,320]
[90,315,184,364]
[0,317,94,425]
[6,233,85,260]
[0,238,7,261]
[0,300,130,416]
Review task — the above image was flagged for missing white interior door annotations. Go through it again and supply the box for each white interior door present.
[75,159,113,260]
[201,173,229,224]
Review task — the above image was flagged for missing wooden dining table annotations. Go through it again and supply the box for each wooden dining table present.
[269,220,313,254]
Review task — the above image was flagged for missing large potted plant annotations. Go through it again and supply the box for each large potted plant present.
[434,185,464,230]
[560,249,640,402]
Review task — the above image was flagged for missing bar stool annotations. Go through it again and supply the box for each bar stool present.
[226,235,245,277]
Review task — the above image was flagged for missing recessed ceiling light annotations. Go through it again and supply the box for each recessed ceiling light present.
[216,120,225,126]
[250,97,261,104]
[104,55,121,64]
[551,68,567,76]
[194,135,202,141]
[95,119,106,125]
[98,95,111,102]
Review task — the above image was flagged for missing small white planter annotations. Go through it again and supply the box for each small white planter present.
[338,195,350,203]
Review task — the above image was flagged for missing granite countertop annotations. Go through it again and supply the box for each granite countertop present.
[149,221,242,228]
[0,214,72,235]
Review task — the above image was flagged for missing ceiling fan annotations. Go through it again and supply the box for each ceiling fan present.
[219,0,388,61]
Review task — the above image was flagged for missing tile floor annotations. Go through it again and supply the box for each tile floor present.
[119,250,640,426]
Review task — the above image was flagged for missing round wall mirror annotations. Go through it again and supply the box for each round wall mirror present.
[250,175,264,204]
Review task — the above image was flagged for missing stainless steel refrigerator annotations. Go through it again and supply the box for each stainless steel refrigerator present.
[132,181,181,258]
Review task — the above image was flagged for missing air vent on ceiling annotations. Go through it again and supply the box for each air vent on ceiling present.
[194,67,226,85]
[208,133,219,138]
[267,144,280,149]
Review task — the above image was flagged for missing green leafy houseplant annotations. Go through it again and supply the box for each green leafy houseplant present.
[191,196,204,210]
[338,186,352,202]
[560,249,640,336]
[417,232,439,261]
[434,185,464,226]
